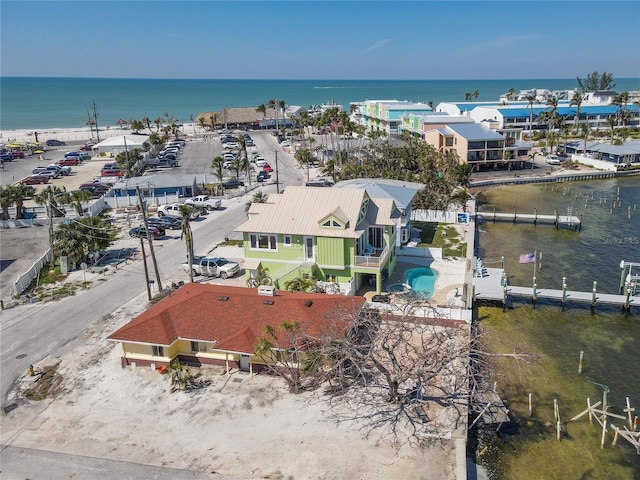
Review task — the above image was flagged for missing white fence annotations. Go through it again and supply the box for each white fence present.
[14,249,55,296]
[102,192,181,209]
[411,209,460,224]
[398,247,443,260]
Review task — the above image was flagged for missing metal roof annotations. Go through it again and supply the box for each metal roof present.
[446,123,504,140]
[333,178,424,210]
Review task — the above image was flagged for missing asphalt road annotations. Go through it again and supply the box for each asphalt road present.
[0,130,304,404]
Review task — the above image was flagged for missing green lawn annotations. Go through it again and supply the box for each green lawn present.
[412,221,467,258]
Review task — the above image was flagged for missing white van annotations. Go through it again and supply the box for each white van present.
[255,157,267,167]
[545,155,562,165]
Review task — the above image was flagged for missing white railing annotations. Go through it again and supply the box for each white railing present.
[14,249,55,296]
[354,245,389,268]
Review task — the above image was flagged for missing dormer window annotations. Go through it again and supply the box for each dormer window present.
[321,219,342,228]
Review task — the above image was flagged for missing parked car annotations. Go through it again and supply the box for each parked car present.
[262,164,274,172]
[245,139,255,147]
[147,216,182,230]
[101,163,122,176]
[80,182,111,195]
[183,256,240,279]
[223,142,240,149]
[545,154,562,165]
[64,151,82,158]
[255,157,267,167]
[0,153,14,162]
[222,179,244,189]
[257,171,271,182]
[57,157,80,166]
[10,151,25,159]
[157,203,201,219]
[222,153,236,161]
[184,195,222,211]
[46,139,66,146]
[305,179,334,187]
[80,143,95,151]
[129,226,165,239]
[79,152,91,161]
[46,164,71,176]
[23,174,50,185]
[32,167,59,179]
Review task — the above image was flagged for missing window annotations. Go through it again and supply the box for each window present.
[191,341,207,353]
[283,235,292,246]
[321,218,342,228]
[250,234,277,251]
[152,345,164,357]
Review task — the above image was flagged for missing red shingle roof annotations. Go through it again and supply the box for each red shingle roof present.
[108,284,366,354]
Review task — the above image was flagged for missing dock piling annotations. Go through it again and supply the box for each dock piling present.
[591,281,597,313]
[562,277,567,310]
[578,351,584,374]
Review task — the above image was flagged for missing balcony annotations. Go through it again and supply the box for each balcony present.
[354,245,389,269]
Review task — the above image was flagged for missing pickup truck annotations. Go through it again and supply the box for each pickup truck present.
[157,203,201,219]
[183,256,240,278]
[184,195,221,211]
[47,164,71,176]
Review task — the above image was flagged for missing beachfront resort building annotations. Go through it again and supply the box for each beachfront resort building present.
[108,283,366,372]
[351,100,433,136]
[422,123,531,171]
[236,186,401,295]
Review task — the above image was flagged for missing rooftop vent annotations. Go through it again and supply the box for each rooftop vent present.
[218,296,229,302]
[263,300,275,305]
[258,285,276,296]
[304,300,313,308]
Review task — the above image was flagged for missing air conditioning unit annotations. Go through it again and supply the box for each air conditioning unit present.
[258,285,276,296]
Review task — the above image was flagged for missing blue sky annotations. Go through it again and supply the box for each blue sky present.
[1,1,639,80]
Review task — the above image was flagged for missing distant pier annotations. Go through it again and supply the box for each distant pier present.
[476,208,581,230]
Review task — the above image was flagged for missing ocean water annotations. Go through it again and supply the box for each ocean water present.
[2,77,639,131]
[475,177,640,479]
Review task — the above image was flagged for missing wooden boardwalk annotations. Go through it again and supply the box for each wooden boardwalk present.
[473,268,638,311]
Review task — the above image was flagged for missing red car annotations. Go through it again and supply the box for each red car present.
[80,143,95,151]
[23,175,49,185]
[57,158,80,166]
[11,151,25,158]
[262,164,274,172]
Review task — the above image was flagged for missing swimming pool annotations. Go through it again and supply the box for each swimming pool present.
[404,267,438,298]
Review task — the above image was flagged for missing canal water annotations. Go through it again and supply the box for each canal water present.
[474,176,640,479]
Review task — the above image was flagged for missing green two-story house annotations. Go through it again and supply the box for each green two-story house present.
[236,186,400,295]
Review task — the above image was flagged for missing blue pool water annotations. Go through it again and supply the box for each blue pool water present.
[404,267,438,298]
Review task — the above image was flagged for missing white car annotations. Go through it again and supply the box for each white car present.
[223,142,240,149]
[545,154,562,165]
[157,203,201,219]
[255,157,267,167]
[184,195,222,211]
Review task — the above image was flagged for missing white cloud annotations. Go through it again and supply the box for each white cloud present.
[363,39,390,54]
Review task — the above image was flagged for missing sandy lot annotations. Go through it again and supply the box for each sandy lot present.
[2,287,457,479]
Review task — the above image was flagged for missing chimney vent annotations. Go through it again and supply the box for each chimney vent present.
[218,296,229,302]
[263,300,275,305]
[304,300,313,307]
[258,285,276,296]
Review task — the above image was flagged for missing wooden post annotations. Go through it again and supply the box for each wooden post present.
[634,416,638,432]
[554,398,559,421]
[578,350,584,374]
[528,393,532,417]
[613,430,619,446]
[513,207,517,223]
[561,276,567,311]
[625,397,635,428]
[534,208,538,225]
[493,206,496,223]
[591,281,597,313]
[601,418,607,449]
[532,278,537,308]
[503,284,508,312]
[588,398,593,425]
[539,252,542,270]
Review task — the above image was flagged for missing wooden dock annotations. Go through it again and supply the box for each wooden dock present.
[473,268,638,312]
[476,210,581,229]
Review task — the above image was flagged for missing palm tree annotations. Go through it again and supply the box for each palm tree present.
[606,117,617,144]
[53,216,116,266]
[34,186,67,218]
[473,90,479,100]
[570,91,583,134]
[211,156,225,183]
[7,184,33,219]
[245,190,268,214]
[524,94,536,133]
[236,135,251,185]
[256,104,267,128]
[580,123,590,154]
[0,185,14,220]
[464,92,472,101]
[267,99,278,131]
[60,189,93,217]
[179,204,196,283]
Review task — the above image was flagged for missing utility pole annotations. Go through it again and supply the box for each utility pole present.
[140,237,152,300]
[136,186,163,292]
[92,100,100,142]
[47,189,54,251]
[275,149,280,194]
